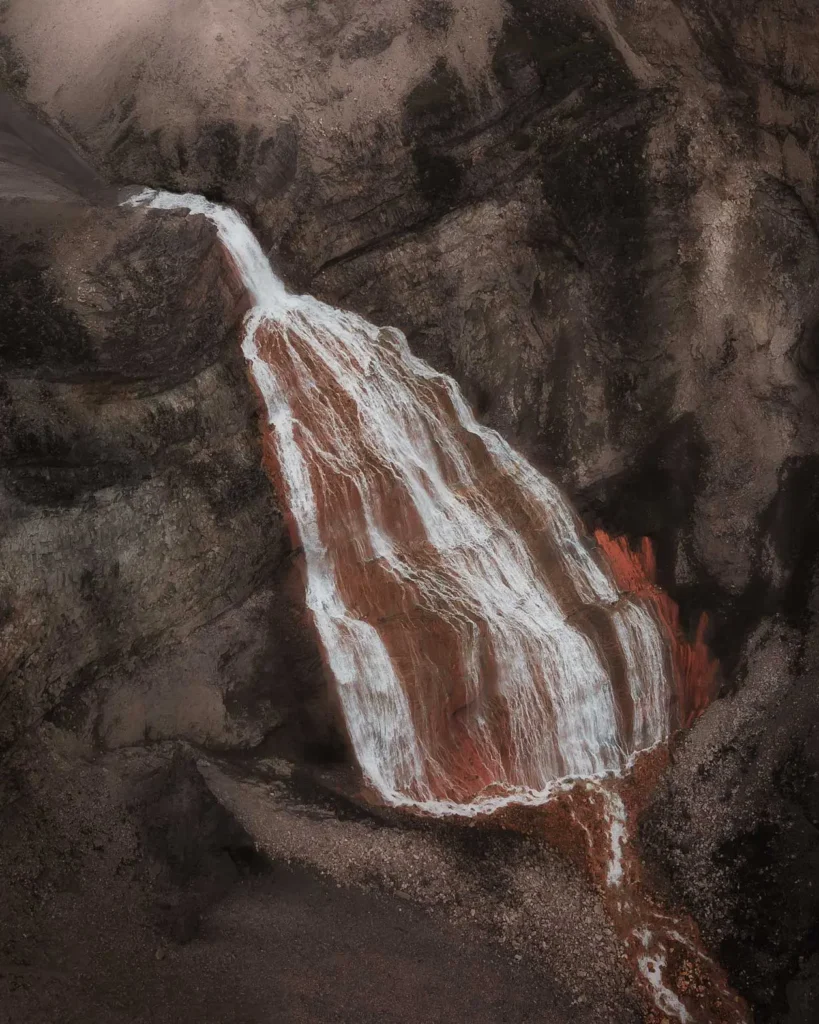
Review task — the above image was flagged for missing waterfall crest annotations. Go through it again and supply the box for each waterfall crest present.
[126,188,675,813]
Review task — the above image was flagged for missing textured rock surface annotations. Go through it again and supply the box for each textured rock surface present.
[4,0,817,662]
[0,96,326,760]
[642,622,819,1021]
[1,1,819,1019]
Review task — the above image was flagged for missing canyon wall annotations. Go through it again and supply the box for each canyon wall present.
[5,0,816,667]
[0,95,326,760]
[1,1,818,1019]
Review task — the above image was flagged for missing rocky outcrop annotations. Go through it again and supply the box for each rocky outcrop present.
[0,96,326,759]
[2,1,818,1017]
[642,623,819,1022]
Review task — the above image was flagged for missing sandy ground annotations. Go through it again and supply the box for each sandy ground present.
[1,864,562,1024]
[0,737,643,1024]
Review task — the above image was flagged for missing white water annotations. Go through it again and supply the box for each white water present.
[600,788,628,888]
[125,188,674,814]
[635,930,694,1023]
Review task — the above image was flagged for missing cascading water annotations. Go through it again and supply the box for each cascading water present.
[126,188,679,813]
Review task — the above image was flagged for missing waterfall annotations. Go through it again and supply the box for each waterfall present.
[126,189,675,814]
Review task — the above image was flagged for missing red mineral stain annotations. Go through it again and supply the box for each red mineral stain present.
[594,531,719,728]
[135,186,717,809]
[133,188,747,1024]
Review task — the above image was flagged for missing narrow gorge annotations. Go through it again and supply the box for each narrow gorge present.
[2,2,819,1023]
[117,187,739,1022]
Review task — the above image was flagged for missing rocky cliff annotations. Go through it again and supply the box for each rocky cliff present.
[1,1,818,1020]
[5,0,816,664]
[0,94,327,761]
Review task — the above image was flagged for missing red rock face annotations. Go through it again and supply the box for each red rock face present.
[129,190,733,1023]
[250,312,683,807]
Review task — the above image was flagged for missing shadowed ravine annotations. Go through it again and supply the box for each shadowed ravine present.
[126,188,714,814]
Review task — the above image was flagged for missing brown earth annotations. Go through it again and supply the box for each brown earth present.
[0,737,644,1024]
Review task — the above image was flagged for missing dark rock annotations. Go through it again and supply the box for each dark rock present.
[134,749,269,942]
[2,2,819,1017]
[415,1,455,35]
[0,94,331,761]
[641,622,819,1022]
